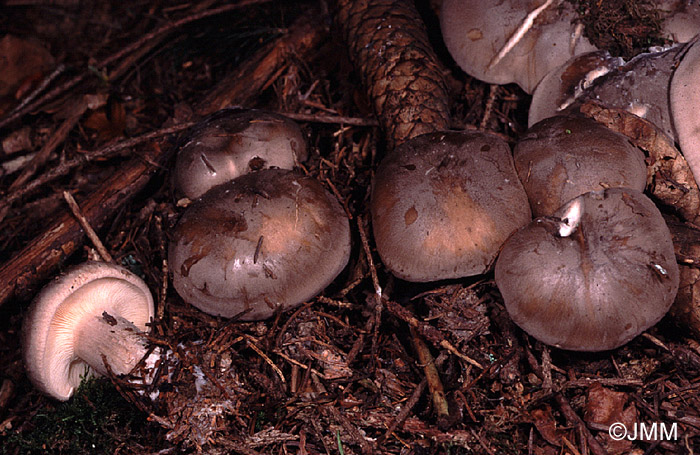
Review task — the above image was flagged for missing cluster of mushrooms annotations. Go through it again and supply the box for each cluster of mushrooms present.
[22,109,351,401]
[373,0,700,352]
[20,0,700,403]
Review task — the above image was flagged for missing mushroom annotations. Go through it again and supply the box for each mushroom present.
[169,168,351,320]
[440,0,597,93]
[659,0,700,44]
[528,50,623,127]
[513,115,647,217]
[22,262,156,401]
[559,45,684,141]
[494,188,680,351]
[173,109,308,199]
[371,131,531,282]
[670,35,700,186]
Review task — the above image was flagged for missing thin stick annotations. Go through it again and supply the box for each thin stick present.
[486,0,558,70]
[63,191,115,263]
[0,122,194,212]
[0,1,273,129]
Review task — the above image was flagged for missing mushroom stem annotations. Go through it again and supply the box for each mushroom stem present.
[74,312,159,378]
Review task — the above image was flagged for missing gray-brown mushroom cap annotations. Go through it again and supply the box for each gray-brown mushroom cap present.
[169,168,350,320]
[371,131,531,282]
[22,262,154,400]
[514,115,647,217]
[440,0,597,93]
[173,109,308,199]
[670,35,700,186]
[495,188,679,352]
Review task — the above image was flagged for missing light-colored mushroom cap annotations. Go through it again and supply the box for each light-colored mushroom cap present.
[440,0,597,93]
[371,131,531,282]
[659,0,700,43]
[169,169,351,320]
[495,188,679,352]
[529,51,623,127]
[670,35,700,186]
[514,115,647,217]
[173,109,308,199]
[562,45,683,141]
[22,262,154,400]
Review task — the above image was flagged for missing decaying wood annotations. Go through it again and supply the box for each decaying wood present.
[665,218,700,338]
[579,102,700,224]
[335,0,450,149]
[0,14,326,309]
[0,144,166,306]
[194,15,326,117]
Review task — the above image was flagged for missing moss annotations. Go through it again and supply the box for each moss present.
[2,377,148,455]
[566,0,669,58]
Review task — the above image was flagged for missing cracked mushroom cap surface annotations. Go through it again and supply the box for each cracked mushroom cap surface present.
[173,109,308,199]
[440,0,597,93]
[514,115,647,217]
[495,188,679,352]
[371,131,531,282]
[22,262,154,401]
[169,169,350,320]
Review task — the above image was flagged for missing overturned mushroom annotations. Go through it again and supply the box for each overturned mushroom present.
[169,168,350,320]
[173,109,308,199]
[495,188,679,352]
[440,0,596,93]
[371,131,531,282]
[22,262,157,401]
[513,115,647,217]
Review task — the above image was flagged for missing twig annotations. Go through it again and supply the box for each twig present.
[278,111,378,127]
[0,122,194,212]
[7,64,66,118]
[487,0,558,70]
[410,328,450,420]
[63,190,114,263]
[377,377,427,445]
[9,99,91,192]
[0,1,274,129]
[479,85,499,130]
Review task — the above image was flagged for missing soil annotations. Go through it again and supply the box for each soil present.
[0,1,698,454]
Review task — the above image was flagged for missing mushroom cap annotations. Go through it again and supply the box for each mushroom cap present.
[22,262,154,400]
[513,115,647,217]
[173,109,308,199]
[528,50,623,127]
[659,0,700,43]
[495,188,679,352]
[562,46,683,141]
[169,168,350,320]
[371,131,531,282]
[440,0,597,93]
[670,35,700,186]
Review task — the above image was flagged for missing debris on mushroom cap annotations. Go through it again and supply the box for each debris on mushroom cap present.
[670,35,700,187]
[173,108,308,199]
[659,0,700,43]
[561,45,684,141]
[22,262,154,401]
[169,168,350,320]
[529,50,623,127]
[513,115,647,217]
[440,0,597,94]
[371,131,531,282]
[495,188,680,352]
